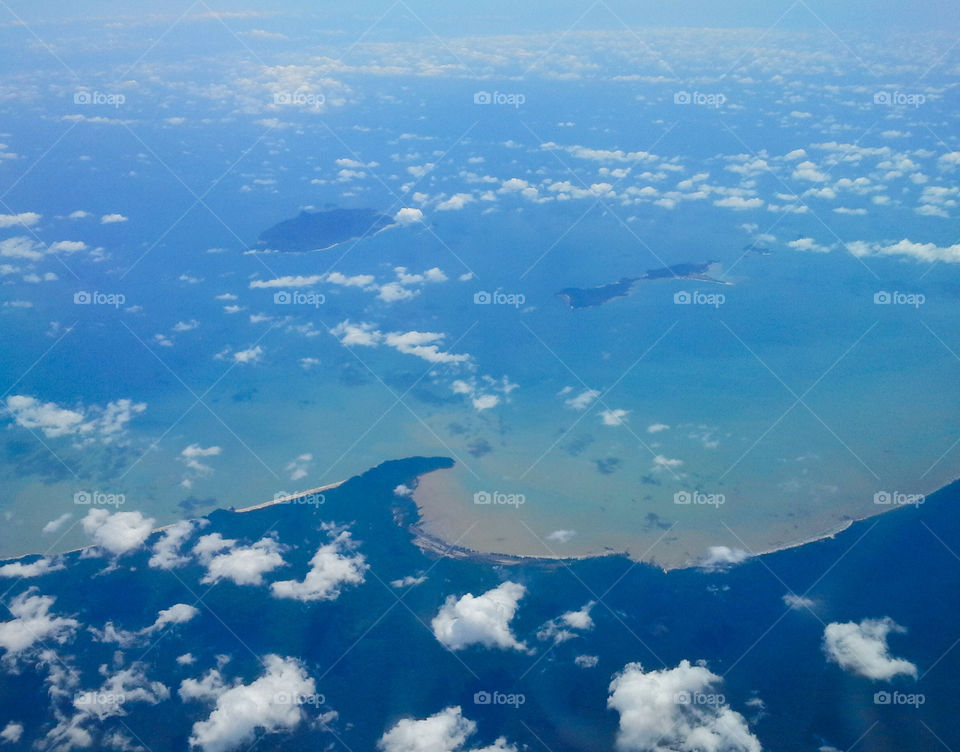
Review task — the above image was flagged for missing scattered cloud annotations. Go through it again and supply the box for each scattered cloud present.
[823,617,917,680]
[432,582,528,652]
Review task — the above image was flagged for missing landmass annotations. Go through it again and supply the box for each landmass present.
[257,208,395,252]
[557,261,732,309]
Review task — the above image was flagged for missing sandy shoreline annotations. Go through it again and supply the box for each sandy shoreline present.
[407,466,953,572]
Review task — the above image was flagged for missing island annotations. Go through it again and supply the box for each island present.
[557,261,731,309]
[257,208,395,252]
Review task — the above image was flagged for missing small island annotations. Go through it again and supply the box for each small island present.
[257,208,395,252]
[557,261,731,309]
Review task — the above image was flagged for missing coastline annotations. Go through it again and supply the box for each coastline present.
[405,464,955,573]
[2,480,347,563]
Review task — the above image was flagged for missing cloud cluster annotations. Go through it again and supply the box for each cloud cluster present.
[149,519,207,569]
[331,320,470,365]
[537,601,595,644]
[432,582,528,652]
[4,395,145,443]
[271,528,368,602]
[183,655,316,752]
[0,557,65,578]
[608,660,761,752]
[378,706,516,752]
[92,603,199,648]
[0,590,78,659]
[194,534,286,586]
[822,617,917,680]
[82,509,155,556]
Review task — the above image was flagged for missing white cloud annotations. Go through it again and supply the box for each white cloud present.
[472,394,500,410]
[196,535,286,586]
[233,346,263,364]
[714,196,764,210]
[180,444,222,476]
[647,423,670,433]
[250,275,323,288]
[0,237,43,259]
[537,601,595,644]
[5,395,85,437]
[93,603,199,647]
[394,207,424,225]
[546,530,576,544]
[937,152,960,169]
[608,660,761,752]
[42,513,73,535]
[378,706,516,752]
[330,319,383,346]
[697,546,749,572]
[0,722,23,744]
[823,617,917,680]
[651,455,683,472]
[432,582,528,652]
[391,574,428,588]
[783,593,814,610]
[332,320,470,365]
[150,519,206,569]
[173,319,200,332]
[4,395,145,443]
[82,509,155,556]
[186,655,316,752]
[285,452,312,481]
[575,654,599,668]
[0,557,65,578]
[271,529,367,602]
[378,281,419,302]
[100,213,128,224]
[385,331,470,364]
[844,238,960,264]
[48,240,87,253]
[437,193,474,211]
[600,409,629,426]
[788,237,830,253]
[0,590,78,658]
[326,272,376,287]
[565,389,600,410]
[0,212,41,228]
[792,161,828,182]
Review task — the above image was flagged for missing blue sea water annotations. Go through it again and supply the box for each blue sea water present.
[0,456,956,750]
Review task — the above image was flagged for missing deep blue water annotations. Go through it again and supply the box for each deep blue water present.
[0,455,956,750]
